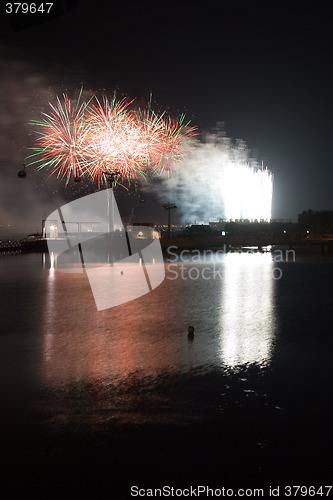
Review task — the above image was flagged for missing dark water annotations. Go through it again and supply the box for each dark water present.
[0,252,333,498]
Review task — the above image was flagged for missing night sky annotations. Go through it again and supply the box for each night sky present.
[0,0,332,235]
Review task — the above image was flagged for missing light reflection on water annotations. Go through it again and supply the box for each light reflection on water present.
[1,251,333,478]
[42,251,277,388]
[219,252,275,367]
[1,252,333,493]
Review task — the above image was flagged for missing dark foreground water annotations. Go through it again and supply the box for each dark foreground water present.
[0,251,333,499]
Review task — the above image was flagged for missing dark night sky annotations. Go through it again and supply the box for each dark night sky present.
[0,0,332,234]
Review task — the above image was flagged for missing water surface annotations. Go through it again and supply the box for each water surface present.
[0,251,332,496]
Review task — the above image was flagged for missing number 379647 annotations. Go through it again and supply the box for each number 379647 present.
[5,3,53,14]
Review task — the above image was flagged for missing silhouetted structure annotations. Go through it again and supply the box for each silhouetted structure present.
[298,210,333,234]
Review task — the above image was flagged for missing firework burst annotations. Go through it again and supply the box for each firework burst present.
[28,88,91,183]
[83,95,148,186]
[28,90,197,185]
[153,113,197,175]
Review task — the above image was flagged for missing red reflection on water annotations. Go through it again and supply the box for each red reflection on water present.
[42,267,178,386]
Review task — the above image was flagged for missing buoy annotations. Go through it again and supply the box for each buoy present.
[18,169,27,178]
[187,325,194,339]
[18,164,27,178]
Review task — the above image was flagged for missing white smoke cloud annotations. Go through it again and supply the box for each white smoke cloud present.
[146,127,273,223]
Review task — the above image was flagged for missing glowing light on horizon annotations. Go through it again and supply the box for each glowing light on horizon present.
[218,162,273,221]
[153,129,274,222]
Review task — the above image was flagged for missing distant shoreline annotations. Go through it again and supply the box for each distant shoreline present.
[1,235,333,256]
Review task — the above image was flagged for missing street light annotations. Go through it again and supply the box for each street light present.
[102,171,122,264]
[163,202,177,239]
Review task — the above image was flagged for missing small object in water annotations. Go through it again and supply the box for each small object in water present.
[187,325,194,338]
[18,169,26,178]
[18,164,27,178]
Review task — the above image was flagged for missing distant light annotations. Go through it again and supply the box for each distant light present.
[49,224,58,238]
[216,161,273,221]
[50,252,55,270]
[221,231,226,236]
[283,230,286,234]
[306,230,310,234]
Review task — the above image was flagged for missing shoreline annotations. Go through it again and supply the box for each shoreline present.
[1,236,333,256]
